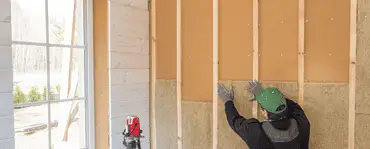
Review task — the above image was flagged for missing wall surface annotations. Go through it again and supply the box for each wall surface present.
[151,0,370,149]
[108,0,150,148]
[0,0,15,148]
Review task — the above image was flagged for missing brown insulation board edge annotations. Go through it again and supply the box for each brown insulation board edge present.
[182,0,213,102]
[219,0,253,80]
[304,84,348,149]
[154,80,177,149]
[156,0,176,79]
[182,101,212,149]
[257,83,298,120]
[217,81,253,149]
[356,1,370,147]
[259,0,298,82]
[305,0,350,82]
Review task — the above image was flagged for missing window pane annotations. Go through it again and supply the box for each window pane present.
[51,100,86,149]
[13,45,47,104]
[11,0,46,43]
[14,104,49,149]
[48,0,84,46]
[50,47,85,100]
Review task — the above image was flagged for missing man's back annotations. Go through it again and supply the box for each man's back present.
[224,99,310,149]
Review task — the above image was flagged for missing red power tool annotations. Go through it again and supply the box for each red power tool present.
[123,116,144,149]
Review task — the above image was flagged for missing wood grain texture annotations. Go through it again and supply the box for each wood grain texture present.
[259,0,298,82]
[182,101,212,149]
[93,0,109,148]
[182,0,213,102]
[304,84,349,149]
[156,0,176,79]
[218,0,253,80]
[305,0,350,82]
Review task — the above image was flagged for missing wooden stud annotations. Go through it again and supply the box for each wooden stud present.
[298,0,305,106]
[252,0,259,118]
[176,0,183,147]
[212,0,219,148]
[149,0,157,148]
[348,0,357,148]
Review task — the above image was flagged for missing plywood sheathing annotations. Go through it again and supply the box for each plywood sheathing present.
[257,83,298,120]
[93,0,109,148]
[182,0,213,102]
[154,80,178,149]
[217,81,253,149]
[305,0,350,82]
[218,0,253,80]
[259,0,298,82]
[182,101,213,149]
[355,1,370,148]
[155,0,176,79]
[304,84,349,149]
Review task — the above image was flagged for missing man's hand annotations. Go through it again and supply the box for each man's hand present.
[248,80,262,101]
[217,83,234,103]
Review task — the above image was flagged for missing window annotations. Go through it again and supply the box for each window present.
[11,0,94,148]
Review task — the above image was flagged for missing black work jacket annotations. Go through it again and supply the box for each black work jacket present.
[224,99,310,149]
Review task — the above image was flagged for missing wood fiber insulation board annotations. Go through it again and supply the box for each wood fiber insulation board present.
[181,0,213,102]
[217,81,253,149]
[154,80,178,149]
[304,84,349,149]
[259,0,298,82]
[305,0,350,82]
[93,0,109,148]
[257,83,298,120]
[156,0,176,79]
[182,101,212,149]
[355,1,370,148]
[218,0,253,80]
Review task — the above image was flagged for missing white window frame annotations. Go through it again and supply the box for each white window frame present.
[11,0,95,148]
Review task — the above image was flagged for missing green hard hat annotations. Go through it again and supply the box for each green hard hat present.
[255,88,287,114]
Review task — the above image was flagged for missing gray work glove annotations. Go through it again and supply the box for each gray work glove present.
[248,80,262,101]
[217,83,234,103]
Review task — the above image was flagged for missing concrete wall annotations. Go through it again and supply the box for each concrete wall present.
[108,0,150,148]
[0,0,15,148]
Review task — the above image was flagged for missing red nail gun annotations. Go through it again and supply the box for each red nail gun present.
[123,116,144,149]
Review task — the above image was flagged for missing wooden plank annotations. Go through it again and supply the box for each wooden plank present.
[298,0,304,105]
[212,0,219,148]
[348,0,357,148]
[93,0,109,148]
[149,0,157,148]
[176,0,182,148]
[252,0,259,118]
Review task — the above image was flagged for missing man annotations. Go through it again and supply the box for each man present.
[217,80,310,149]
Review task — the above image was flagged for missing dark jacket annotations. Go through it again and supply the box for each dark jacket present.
[224,99,310,149]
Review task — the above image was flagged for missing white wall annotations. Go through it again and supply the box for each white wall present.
[0,0,15,148]
[108,0,150,148]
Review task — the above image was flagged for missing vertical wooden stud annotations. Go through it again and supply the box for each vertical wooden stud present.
[252,0,259,118]
[149,0,157,148]
[176,0,183,148]
[348,0,357,148]
[212,0,219,148]
[298,0,305,105]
